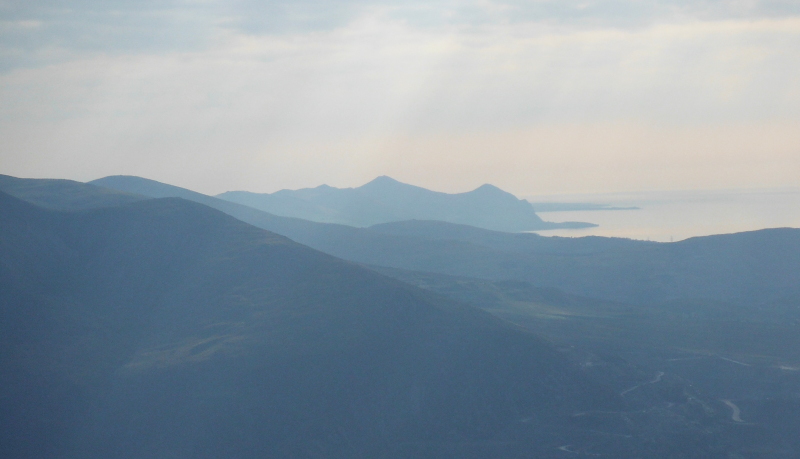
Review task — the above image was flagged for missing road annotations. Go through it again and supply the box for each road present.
[722,399,744,422]
[621,371,664,396]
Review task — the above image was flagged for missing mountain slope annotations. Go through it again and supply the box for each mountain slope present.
[5,190,705,459]
[369,219,800,306]
[0,173,145,210]
[217,175,594,232]
[61,176,800,305]
[374,265,800,458]
[368,219,655,254]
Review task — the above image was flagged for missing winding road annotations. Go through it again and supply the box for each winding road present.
[722,399,744,423]
[620,371,665,396]
[718,356,751,367]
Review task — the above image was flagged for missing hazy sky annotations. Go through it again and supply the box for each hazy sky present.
[1,0,799,195]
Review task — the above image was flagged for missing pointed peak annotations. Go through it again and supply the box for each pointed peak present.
[464,183,523,202]
[470,183,511,195]
[474,183,503,192]
[358,175,411,191]
[365,175,402,185]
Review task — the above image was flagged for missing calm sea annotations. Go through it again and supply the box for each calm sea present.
[528,188,800,242]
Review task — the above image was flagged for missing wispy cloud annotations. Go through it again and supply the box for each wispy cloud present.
[1,0,798,193]
[4,0,799,67]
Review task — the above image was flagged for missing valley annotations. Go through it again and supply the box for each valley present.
[4,2,798,457]
[1,174,799,457]
[374,267,800,456]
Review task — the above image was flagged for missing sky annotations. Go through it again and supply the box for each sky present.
[1,0,799,196]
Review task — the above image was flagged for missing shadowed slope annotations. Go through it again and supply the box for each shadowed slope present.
[1,191,638,459]
[0,174,145,210]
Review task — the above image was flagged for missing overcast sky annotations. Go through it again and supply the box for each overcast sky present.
[1,0,799,195]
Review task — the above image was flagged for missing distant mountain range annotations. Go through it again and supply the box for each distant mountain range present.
[84,175,800,307]
[216,176,595,232]
[0,173,143,210]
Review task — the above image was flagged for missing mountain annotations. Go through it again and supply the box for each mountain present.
[44,176,793,307]
[0,190,733,458]
[216,176,595,232]
[7,175,796,455]
[2,175,790,308]
[367,220,800,307]
[0,174,145,210]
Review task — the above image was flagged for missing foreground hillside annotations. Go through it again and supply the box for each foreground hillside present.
[0,190,735,458]
[375,267,800,455]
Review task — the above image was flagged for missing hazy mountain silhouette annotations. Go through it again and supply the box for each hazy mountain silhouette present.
[85,175,653,257]
[8,174,797,307]
[216,176,595,232]
[0,174,145,210]
[51,176,799,306]
[0,190,732,458]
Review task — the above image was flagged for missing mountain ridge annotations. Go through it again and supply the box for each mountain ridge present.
[13,174,800,306]
[0,173,145,210]
[216,176,594,232]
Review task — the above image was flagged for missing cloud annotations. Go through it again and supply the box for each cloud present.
[0,0,798,193]
[3,0,800,70]
[2,10,799,191]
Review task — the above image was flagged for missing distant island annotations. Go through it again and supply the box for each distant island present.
[217,176,595,233]
[530,202,640,212]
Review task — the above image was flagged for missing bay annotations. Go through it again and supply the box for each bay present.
[528,188,800,242]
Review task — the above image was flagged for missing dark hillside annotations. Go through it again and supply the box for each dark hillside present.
[0,174,145,210]
[380,266,800,457]
[2,191,718,458]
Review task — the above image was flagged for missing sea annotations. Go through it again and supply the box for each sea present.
[528,188,800,242]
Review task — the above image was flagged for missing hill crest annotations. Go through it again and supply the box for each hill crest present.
[216,176,594,232]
